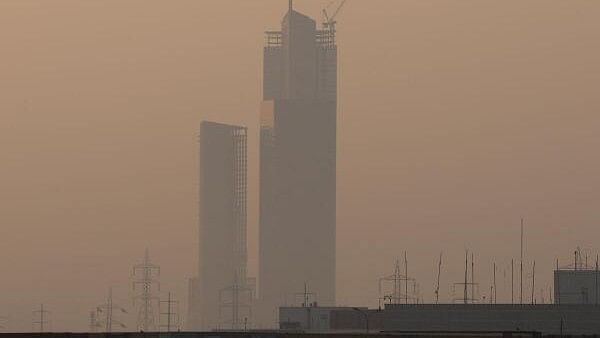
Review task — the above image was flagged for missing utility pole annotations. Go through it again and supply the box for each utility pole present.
[464,251,469,304]
[219,273,253,329]
[471,253,476,304]
[96,287,127,332]
[531,261,536,304]
[595,254,598,306]
[556,259,561,305]
[495,263,499,304]
[160,292,179,332]
[435,253,442,304]
[32,304,49,332]
[132,249,160,332]
[453,250,478,304]
[520,218,524,305]
[511,259,514,304]
[404,252,409,304]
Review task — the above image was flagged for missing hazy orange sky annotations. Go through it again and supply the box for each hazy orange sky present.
[1,0,599,332]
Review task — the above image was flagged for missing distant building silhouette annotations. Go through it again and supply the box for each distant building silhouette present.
[188,121,252,330]
[259,2,337,325]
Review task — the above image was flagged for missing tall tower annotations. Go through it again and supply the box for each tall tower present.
[132,249,160,332]
[188,121,251,330]
[259,3,337,325]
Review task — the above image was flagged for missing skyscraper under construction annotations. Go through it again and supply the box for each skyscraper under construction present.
[259,2,337,324]
[189,121,252,330]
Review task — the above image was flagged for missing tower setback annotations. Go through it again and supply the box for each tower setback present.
[259,5,338,325]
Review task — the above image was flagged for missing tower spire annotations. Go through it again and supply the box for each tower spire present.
[289,0,293,12]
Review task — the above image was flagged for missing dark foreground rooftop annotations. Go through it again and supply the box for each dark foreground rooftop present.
[0,331,546,338]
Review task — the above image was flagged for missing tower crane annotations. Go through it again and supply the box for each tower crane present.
[322,0,348,31]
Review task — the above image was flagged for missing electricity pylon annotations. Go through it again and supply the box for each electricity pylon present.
[96,287,127,332]
[132,249,160,332]
[32,304,49,332]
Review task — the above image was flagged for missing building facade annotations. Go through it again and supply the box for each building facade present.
[554,268,600,305]
[259,3,338,326]
[188,121,252,330]
[383,304,600,335]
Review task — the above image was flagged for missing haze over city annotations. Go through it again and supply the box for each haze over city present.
[1,0,599,332]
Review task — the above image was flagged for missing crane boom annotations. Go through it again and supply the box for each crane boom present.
[330,0,348,22]
[322,0,348,28]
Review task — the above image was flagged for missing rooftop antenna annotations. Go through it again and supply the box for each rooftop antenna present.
[435,253,443,304]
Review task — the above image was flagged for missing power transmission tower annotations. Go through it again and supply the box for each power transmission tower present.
[32,304,50,332]
[132,249,160,331]
[96,287,128,332]
[379,253,417,305]
[89,310,97,333]
[159,292,179,332]
[219,273,253,329]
